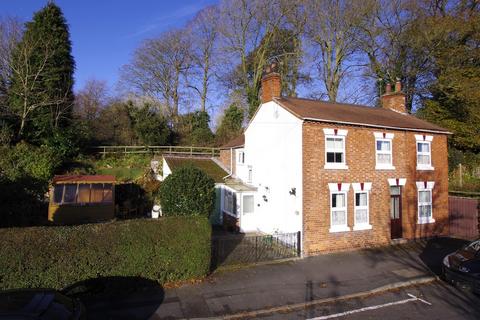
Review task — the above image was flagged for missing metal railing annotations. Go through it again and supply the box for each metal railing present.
[90,145,220,157]
[211,231,301,268]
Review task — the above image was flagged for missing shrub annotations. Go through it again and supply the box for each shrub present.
[159,166,215,217]
[0,217,211,290]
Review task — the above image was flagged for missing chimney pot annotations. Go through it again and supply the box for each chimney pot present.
[395,80,402,92]
[381,80,406,113]
[385,83,392,94]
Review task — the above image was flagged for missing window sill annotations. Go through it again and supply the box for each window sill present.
[353,224,372,231]
[375,165,395,170]
[418,218,435,224]
[416,166,434,171]
[329,226,351,233]
[324,164,349,170]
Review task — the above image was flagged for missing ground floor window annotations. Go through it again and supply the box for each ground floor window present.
[416,181,435,224]
[224,189,236,216]
[242,195,254,215]
[352,182,372,231]
[355,192,368,224]
[330,191,348,232]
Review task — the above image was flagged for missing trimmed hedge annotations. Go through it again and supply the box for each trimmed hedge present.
[0,217,211,290]
[159,166,216,217]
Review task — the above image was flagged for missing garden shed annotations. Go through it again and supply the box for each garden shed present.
[48,175,116,224]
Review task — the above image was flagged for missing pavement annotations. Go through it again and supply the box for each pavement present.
[142,237,470,319]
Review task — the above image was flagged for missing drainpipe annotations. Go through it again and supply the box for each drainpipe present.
[223,148,233,180]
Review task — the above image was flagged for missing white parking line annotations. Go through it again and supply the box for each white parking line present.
[307,293,431,320]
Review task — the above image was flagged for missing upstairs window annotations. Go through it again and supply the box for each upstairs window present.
[416,181,435,224]
[374,132,395,170]
[415,135,434,170]
[238,151,245,165]
[323,128,348,169]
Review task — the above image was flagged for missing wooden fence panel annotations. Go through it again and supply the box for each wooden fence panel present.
[449,196,479,240]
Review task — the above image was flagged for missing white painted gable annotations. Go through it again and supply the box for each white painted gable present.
[239,101,303,234]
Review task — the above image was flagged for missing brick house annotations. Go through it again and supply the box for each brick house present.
[217,63,451,255]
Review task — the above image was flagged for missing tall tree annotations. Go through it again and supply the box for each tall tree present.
[74,79,109,122]
[305,0,373,102]
[416,0,480,152]
[187,6,219,113]
[218,0,288,118]
[215,103,244,145]
[120,28,192,120]
[7,2,75,141]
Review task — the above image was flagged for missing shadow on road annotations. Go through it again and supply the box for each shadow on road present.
[419,237,469,276]
[62,276,165,320]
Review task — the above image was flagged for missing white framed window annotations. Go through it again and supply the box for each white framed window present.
[223,189,236,216]
[323,128,348,170]
[415,135,434,170]
[352,182,372,230]
[374,132,395,170]
[242,194,254,215]
[416,181,435,224]
[247,166,253,183]
[328,183,350,232]
[237,150,245,165]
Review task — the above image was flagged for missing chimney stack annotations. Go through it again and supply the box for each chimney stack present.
[380,80,406,114]
[261,62,281,103]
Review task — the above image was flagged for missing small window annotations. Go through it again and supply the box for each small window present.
[330,192,347,231]
[53,185,64,204]
[418,189,432,222]
[224,189,236,216]
[243,195,254,215]
[416,181,435,224]
[63,184,77,204]
[248,166,253,183]
[77,184,91,203]
[91,184,104,203]
[103,184,113,203]
[376,139,393,168]
[354,192,369,226]
[417,142,431,168]
[326,137,345,164]
[238,151,245,164]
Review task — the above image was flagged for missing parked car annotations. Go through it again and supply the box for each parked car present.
[0,289,85,319]
[443,238,480,294]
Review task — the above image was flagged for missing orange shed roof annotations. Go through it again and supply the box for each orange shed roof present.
[52,175,116,184]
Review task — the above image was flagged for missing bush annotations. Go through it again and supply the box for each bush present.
[159,166,215,217]
[0,217,211,290]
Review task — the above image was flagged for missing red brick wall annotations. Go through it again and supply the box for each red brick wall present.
[302,121,449,255]
[219,149,236,174]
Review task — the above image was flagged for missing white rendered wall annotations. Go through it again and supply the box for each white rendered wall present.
[162,158,172,179]
[241,101,303,234]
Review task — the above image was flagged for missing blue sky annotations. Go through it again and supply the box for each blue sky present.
[0,0,217,92]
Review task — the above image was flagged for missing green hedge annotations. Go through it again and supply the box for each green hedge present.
[0,217,211,290]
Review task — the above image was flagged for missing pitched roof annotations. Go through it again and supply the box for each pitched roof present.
[274,96,451,134]
[220,134,245,149]
[164,156,228,183]
[53,175,116,184]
